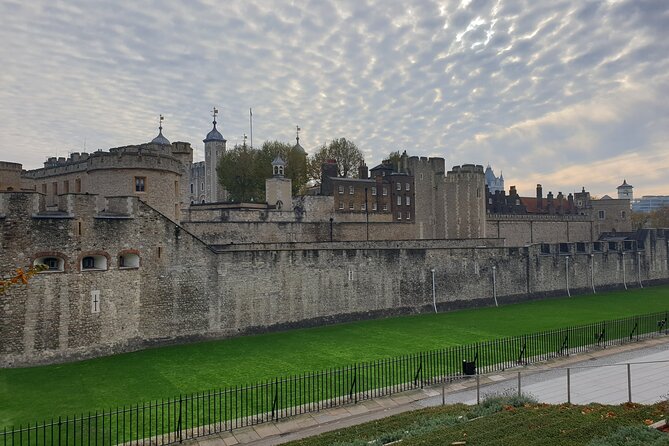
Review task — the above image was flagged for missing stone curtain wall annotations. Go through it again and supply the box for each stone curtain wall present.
[1,191,668,367]
[486,215,595,246]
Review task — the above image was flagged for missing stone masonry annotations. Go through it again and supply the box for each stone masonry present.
[1,191,667,367]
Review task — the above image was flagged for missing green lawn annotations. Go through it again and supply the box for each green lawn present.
[1,285,668,428]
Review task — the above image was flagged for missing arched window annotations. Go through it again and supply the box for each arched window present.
[80,255,108,271]
[118,253,140,269]
[34,256,64,272]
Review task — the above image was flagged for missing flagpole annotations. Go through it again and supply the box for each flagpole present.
[249,108,253,148]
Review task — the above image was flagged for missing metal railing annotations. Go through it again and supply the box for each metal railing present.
[2,310,667,445]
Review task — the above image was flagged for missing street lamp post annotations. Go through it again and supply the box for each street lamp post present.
[329,217,333,242]
[365,187,369,241]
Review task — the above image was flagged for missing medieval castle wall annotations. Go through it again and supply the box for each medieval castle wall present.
[1,191,667,367]
[486,214,595,245]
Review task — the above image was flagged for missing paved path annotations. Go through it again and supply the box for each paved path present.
[186,336,669,446]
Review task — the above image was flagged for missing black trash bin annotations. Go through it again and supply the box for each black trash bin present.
[462,360,476,376]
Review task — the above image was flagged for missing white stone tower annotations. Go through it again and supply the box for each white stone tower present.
[203,108,227,202]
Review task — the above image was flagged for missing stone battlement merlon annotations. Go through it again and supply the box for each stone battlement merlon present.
[23,148,183,179]
[449,164,484,174]
[0,191,138,220]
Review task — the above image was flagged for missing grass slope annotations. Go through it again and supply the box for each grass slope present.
[1,285,668,428]
[284,400,669,446]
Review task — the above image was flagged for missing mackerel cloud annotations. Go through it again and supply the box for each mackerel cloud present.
[0,0,667,197]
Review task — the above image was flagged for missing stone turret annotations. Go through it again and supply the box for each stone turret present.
[204,110,227,203]
[445,164,486,239]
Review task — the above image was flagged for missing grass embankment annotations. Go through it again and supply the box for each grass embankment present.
[285,398,669,446]
[1,285,668,428]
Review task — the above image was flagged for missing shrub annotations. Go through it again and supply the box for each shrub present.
[587,425,669,446]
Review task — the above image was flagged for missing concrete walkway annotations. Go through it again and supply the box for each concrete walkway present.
[186,336,669,446]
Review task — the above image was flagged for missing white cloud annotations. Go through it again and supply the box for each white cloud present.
[0,0,667,197]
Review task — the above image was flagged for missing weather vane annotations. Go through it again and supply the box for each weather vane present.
[212,107,218,124]
[296,125,301,142]
[159,114,164,131]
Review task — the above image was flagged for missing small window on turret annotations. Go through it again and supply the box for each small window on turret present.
[135,177,146,192]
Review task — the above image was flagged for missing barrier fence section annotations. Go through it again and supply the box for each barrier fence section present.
[2,311,667,446]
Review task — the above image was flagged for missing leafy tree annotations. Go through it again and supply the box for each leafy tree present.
[217,144,264,202]
[217,140,309,202]
[649,206,669,228]
[384,151,402,171]
[259,141,308,195]
[308,138,364,180]
[630,211,649,230]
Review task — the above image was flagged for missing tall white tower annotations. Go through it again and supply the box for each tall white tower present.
[203,108,227,202]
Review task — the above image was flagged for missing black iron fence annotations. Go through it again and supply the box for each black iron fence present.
[3,311,667,445]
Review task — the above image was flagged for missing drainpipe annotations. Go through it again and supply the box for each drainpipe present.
[637,252,643,288]
[431,268,437,313]
[622,252,627,290]
[565,256,571,297]
[590,253,596,294]
[492,266,498,307]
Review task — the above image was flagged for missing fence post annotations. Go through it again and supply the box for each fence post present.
[271,379,278,420]
[476,373,480,405]
[567,368,571,404]
[627,363,632,403]
[517,371,521,398]
[178,395,183,444]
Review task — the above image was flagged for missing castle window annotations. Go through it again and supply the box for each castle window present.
[361,202,366,211]
[396,182,401,191]
[75,178,81,193]
[540,244,551,254]
[406,196,411,206]
[577,200,583,207]
[420,173,424,180]
[621,211,626,219]
[42,184,47,194]
[63,180,69,193]
[135,177,146,193]
[349,186,354,195]
[201,182,204,191]
[81,255,108,271]
[405,183,410,191]
[371,187,377,196]
[397,212,402,220]
[52,182,58,196]
[598,210,605,220]
[397,196,402,206]
[383,187,388,196]
[488,198,493,204]
[608,241,618,251]
[372,202,377,211]
[190,184,194,194]
[349,202,354,210]
[338,185,344,194]
[339,201,344,210]
[119,253,140,269]
[406,212,411,220]
[383,204,388,211]
[174,181,179,195]
[34,256,64,272]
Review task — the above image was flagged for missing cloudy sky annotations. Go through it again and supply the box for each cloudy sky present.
[1,0,667,197]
